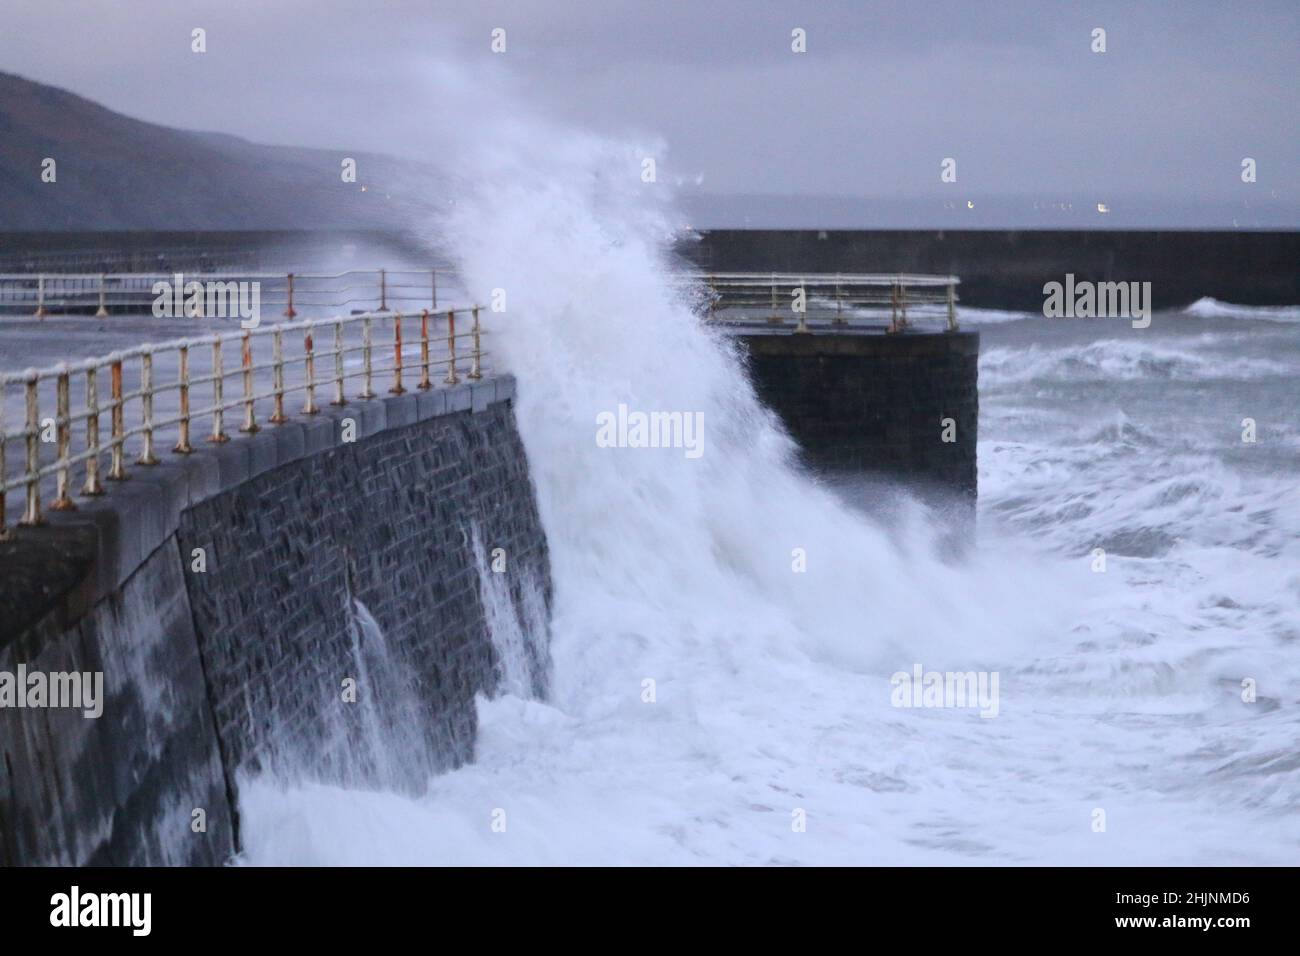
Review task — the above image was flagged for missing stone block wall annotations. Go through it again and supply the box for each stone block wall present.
[0,377,550,864]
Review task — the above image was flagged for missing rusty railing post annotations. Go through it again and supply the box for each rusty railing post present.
[947,281,958,331]
[330,320,345,406]
[20,373,42,523]
[96,273,109,317]
[108,357,127,480]
[418,310,432,390]
[265,329,286,421]
[51,368,76,510]
[444,309,460,385]
[83,366,105,492]
[137,352,160,465]
[209,339,229,443]
[359,315,376,398]
[34,274,47,319]
[378,269,388,312]
[303,326,319,414]
[467,307,483,380]
[390,312,406,394]
[174,346,193,453]
[239,331,259,432]
[284,273,297,318]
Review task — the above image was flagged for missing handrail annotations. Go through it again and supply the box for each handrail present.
[0,269,461,319]
[0,305,487,535]
[687,271,960,333]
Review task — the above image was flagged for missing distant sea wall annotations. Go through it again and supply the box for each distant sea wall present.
[0,378,550,865]
[681,230,1300,310]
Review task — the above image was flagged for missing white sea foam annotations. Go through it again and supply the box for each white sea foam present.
[981,340,1291,386]
[1184,297,1300,322]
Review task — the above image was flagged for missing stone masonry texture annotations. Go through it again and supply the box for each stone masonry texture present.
[0,384,551,864]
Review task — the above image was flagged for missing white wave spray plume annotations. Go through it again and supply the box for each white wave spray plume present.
[238,65,1299,865]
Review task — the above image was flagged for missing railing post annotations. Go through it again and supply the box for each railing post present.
[444,309,460,385]
[467,307,483,380]
[794,283,809,335]
[96,273,109,317]
[137,352,160,464]
[174,346,193,453]
[378,269,389,312]
[209,339,229,443]
[390,312,406,394]
[269,329,288,423]
[51,368,76,510]
[418,310,432,390]
[34,274,47,319]
[330,320,345,406]
[239,331,259,432]
[303,326,319,414]
[20,373,42,524]
[431,270,437,310]
[108,357,127,480]
[890,283,899,333]
[360,316,376,398]
[0,392,7,535]
[284,273,297,319]
[947,282,958,331]
[83,366,105,492]
[0,397,6,536]
[834,274,844,324]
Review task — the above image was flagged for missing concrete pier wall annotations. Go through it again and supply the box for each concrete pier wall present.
[739,331,980,499]
[0,376,550,865]
[683,230,1300,310]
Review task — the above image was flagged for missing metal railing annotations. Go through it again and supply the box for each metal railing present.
[0,305,487,535]
[692,272,960,332]
[0,269,462,319]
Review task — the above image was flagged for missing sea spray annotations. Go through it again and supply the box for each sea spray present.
[237,69,1300,865]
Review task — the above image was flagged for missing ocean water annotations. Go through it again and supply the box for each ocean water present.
[236,136,1300,864]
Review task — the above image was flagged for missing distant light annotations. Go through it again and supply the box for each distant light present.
[1096,203,1109,213]
[360,185,367,192]
[966,200,975,209]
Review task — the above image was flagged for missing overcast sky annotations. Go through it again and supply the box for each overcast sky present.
[2,0,1296,204]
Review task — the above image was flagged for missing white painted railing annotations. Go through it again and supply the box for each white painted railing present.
[691,272,960,332]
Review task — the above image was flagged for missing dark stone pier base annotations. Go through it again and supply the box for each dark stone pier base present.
[738,329,980,499]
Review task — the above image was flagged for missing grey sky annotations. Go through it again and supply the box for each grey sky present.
[2,0,1296,203]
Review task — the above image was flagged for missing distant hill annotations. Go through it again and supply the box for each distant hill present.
[0,72,440,231]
